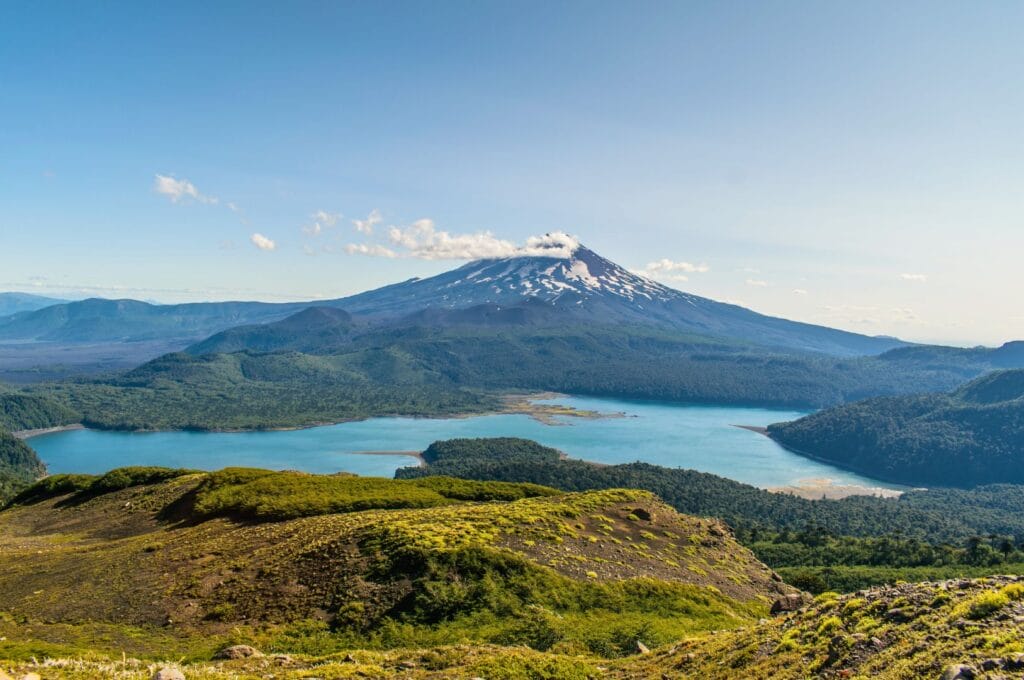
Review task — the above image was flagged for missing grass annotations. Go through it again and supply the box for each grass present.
[2,468,1024,678]
[190,467,560,520]
[0,468,786,664]
[777,562,1024,594]
[4,576,1024,678]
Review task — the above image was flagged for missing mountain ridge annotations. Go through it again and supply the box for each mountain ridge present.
[0,243,905,357]
[328,243,906,356]
[0,292,69,317]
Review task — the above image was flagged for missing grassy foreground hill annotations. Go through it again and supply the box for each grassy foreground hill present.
[0,468,789,663]
[1,467,1023,678]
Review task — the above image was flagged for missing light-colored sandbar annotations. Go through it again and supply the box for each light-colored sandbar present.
[350,450,425,466]
[12,424,85,440]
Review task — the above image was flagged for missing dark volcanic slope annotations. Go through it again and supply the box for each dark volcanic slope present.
[187,306,355,354]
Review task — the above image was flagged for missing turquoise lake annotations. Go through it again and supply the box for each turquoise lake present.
[29,395,893,491]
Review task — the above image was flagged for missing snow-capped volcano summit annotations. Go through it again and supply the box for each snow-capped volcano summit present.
[329,242,903,356]
[337,241,690,318]
[446,244,685,305]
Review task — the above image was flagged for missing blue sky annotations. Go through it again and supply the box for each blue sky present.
[1,1,1022,345]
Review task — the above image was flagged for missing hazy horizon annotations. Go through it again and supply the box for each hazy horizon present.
[3,2,1022,346]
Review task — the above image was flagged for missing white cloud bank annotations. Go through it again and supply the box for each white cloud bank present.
[345,219,580,261]
[637,258,710,282]
[900,273,928,282]
[154,174,218,204]
[250,233,276,251]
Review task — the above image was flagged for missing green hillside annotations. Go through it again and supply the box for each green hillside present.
[0,426,46,503]
[0,468,789,666]
[0,468,1021,678]
[18,325,1024,433]
[768,369,1024,487]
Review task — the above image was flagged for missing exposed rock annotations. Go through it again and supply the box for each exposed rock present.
[636,640,651,654]
[19,674,41,680]
[770,593,810,615]
[630,507,652,521]
[940,664,978,680]
[884,607,915,622]
[152,669,185,680]
[214,644,263,660]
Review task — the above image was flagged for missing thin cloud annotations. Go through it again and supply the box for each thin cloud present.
[250,233,276,251]
[745,279,769,287]
[638,258,710,282]
[793,288,809,295]
[900,273,928,282]
[352,209,382,235]
[345,243,398,258]
[303,210,342,237]
[154,174,217,204]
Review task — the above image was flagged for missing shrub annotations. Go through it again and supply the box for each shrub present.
[816,615,843,636]
[966,591,1010,620]
[8,473,96,505]
[190,470,558,521]
[88,466,197,494]
[1000,582,1024,601]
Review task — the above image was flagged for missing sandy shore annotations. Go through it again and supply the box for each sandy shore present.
[768,479,904,500]
[500,392,626,425]
[13,424,85,440]
[350,450,425,466]
[733,424,904,499]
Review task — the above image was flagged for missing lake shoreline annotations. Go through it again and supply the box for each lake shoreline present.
[29,398,889,493]
[733,424,905,498]
[14,424,85,440]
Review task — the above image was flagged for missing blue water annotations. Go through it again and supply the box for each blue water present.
[28,395,892,489]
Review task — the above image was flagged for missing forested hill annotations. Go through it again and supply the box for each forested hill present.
[397,438,1024,544]
[0,427,45,501]
[0,389,69,502]
[29,325,1024,433]
[767,369,1024,487]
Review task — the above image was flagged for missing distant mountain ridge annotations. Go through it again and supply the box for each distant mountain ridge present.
[0,292,68,317]
[0,297,304,343]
